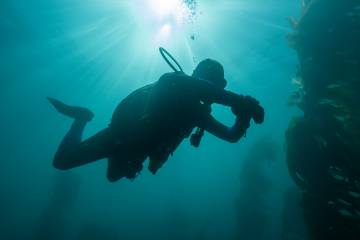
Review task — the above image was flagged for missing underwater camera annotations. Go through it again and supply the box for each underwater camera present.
[231,97,264,125]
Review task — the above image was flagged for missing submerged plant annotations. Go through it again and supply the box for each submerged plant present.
[235,137,279,240]
[285,0,360,239]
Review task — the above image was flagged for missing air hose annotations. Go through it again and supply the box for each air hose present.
[159,47,184,73]
[159,47,205,148]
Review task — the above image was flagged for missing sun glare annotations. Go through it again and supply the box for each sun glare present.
[149,0,183,19]
[129,0,194,44]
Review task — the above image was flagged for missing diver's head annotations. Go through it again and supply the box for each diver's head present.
[192,59,227,89]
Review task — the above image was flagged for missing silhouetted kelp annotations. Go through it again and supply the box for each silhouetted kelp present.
[32,172,81,240]
[281,187,308,240]
[235,137,279,240]
[286,0,360,239]
[77,223,120,240]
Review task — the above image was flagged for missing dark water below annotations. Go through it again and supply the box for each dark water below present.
[0,1,303,239]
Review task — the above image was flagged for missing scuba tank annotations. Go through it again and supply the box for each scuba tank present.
[159,47,205,148]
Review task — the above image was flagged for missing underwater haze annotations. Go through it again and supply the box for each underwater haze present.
[0,0,303,239]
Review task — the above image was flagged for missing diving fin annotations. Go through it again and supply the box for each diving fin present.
[47,97,94,122]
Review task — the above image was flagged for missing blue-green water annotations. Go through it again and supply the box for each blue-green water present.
[0,1,303,239]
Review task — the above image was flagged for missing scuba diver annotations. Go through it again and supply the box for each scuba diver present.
[48,51,264,182]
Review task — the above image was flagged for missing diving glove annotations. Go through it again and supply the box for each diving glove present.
[232,95,264,124]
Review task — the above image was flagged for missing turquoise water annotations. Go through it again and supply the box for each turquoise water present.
[0,1,302,239]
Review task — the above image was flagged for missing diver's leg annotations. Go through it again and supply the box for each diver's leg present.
[53,121,114,170]
[49,97,113,169]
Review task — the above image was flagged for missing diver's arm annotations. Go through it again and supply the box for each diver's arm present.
[179,75,244,107]
[189,77,244,107]
[198,114,250,143]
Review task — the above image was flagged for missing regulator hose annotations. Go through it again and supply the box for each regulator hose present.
[159,47,184,73]
[159,47,206,148]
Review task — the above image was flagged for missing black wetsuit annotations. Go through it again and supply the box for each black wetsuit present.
[53,72,250,181]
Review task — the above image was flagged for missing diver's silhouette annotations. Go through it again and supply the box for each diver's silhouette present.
[48,59,264,182]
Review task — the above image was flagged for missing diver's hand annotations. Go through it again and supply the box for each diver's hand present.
[231,96,264,124]
[236,114,251,130]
